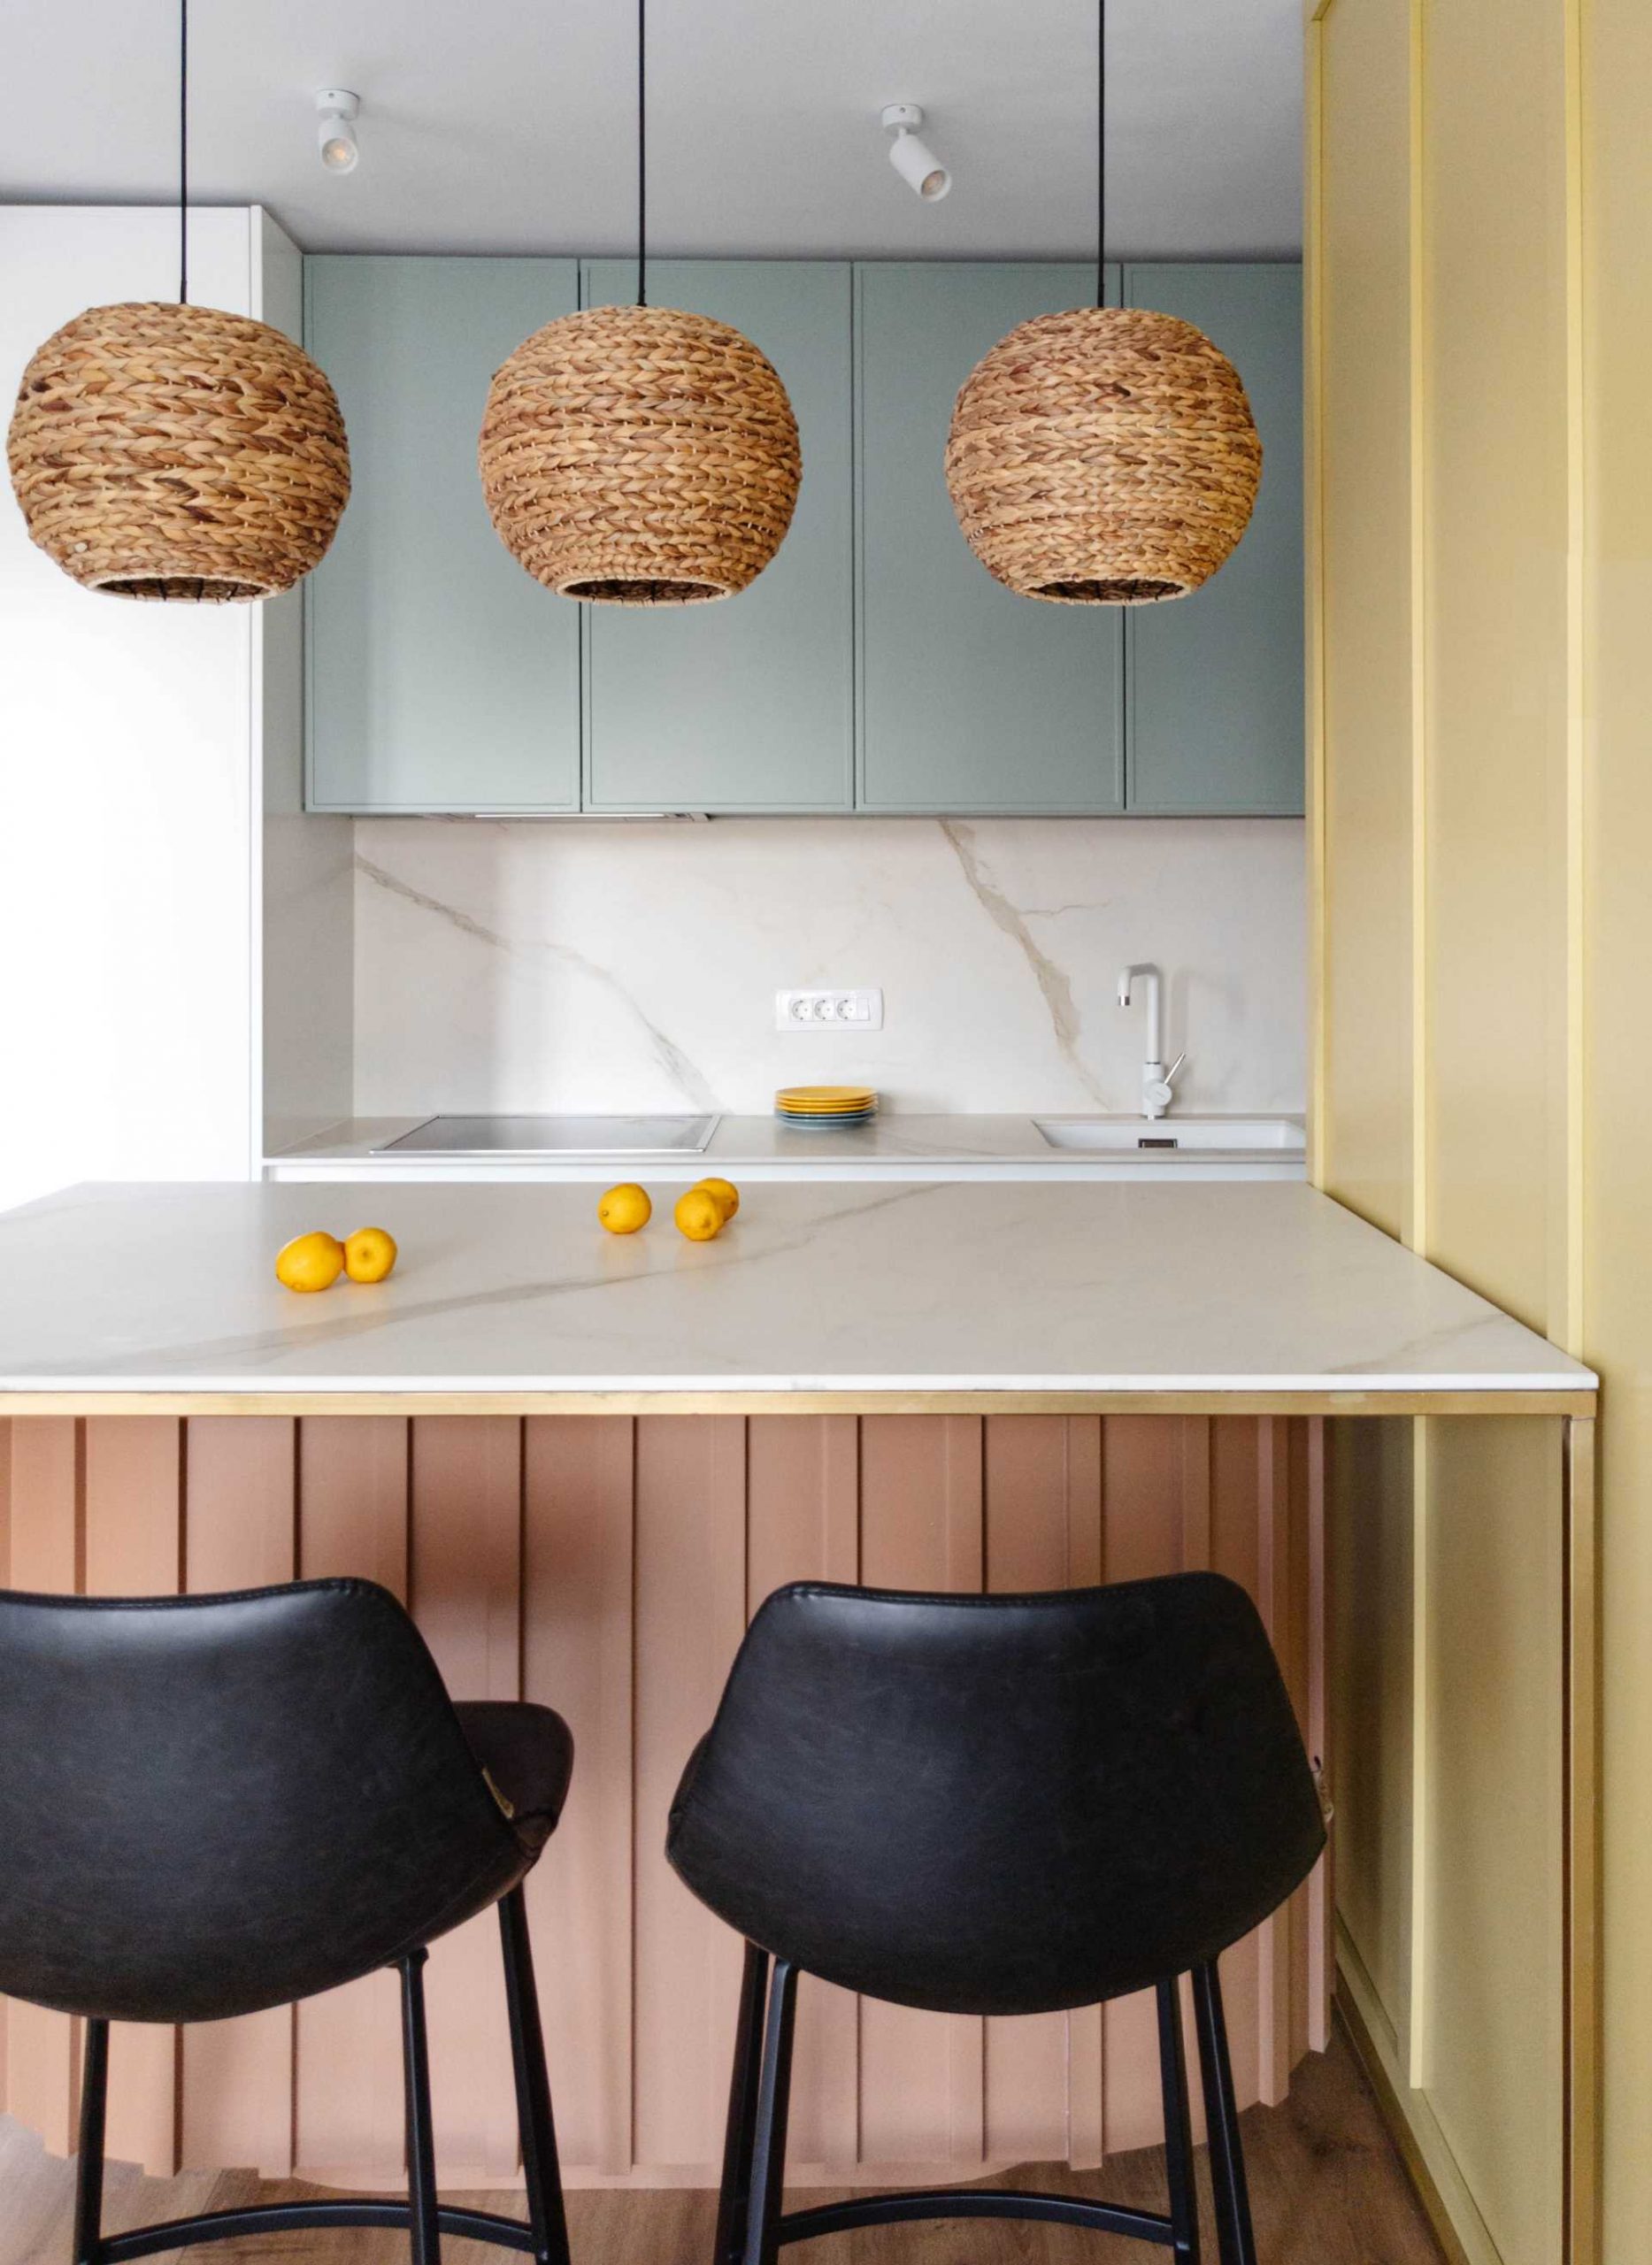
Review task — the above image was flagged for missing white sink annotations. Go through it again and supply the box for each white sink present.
[1034,1115,1305,1156]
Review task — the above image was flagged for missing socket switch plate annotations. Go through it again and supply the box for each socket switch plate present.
[776,987,884,1031]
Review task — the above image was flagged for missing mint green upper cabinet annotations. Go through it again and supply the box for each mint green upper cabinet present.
[305,257,580,813]
[299,256,1299,818]
[580,262,853,813]
[856,264,1125,815]
[1124,264,1305,815]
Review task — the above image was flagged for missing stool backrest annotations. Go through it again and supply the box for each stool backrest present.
[0,1578,526,2023]
[668,1571,1325,2015]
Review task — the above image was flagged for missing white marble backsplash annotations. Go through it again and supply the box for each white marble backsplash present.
[352,817,1306,1117]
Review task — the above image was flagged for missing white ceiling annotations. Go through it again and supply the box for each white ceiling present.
[1,1,1302,262]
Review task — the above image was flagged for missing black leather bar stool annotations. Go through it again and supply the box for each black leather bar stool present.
[668,1571,1326,2265]
[0,1578,575,2265]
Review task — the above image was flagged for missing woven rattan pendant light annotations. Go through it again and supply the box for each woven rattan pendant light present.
[6,3,349,602]
[480,0,800,603]
[945,0,1261,604]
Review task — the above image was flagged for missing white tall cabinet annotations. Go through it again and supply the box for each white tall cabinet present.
[0,206,348,1209]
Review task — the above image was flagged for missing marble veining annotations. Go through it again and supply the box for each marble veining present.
[938,821,1108,1108]
[0,1181,1594,1396]
[350,817,1306,1119]
[356,854,719,1111]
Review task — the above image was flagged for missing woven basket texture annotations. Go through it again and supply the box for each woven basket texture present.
[945,305,1262,604]
[7,301,350,603]
[479,303,801,604]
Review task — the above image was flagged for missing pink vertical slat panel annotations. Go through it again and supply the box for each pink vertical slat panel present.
[1282,1417,1313,2066]
[179,1418,298,2176]
[1064,1418,1107,2171]
[981,1418,1088,2169]
[744,1417,859,2176]
[1100,1416,1185,2155]
[1253,1420,1295,2108]
[1175,1419,1213,2148]
[1207,1418,1264,2114]
[1180,1416,1214,1569]
[294,1417,412,2186]
[82,1418,183,2178]
[857,1417,983,2173]
[0,1420,8,2115]
[522,1417,636,2177]
[1305,1419,1332,2050]
[411,1416,525,2181]
[633,1416,749,2175]
[1274,1417,1327,2065]
[4,1419,82,2155]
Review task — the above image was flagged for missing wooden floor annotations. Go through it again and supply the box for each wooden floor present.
[1,2026,1441,2265]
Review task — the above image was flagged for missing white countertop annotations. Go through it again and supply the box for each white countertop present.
[0,1179,1594,1404]
[267,1113,1307,1183]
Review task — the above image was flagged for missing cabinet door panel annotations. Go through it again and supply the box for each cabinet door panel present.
[305,257,580,812]
[1125,264,1304,815]
[581,261,853,814]
[857,263,1125,815]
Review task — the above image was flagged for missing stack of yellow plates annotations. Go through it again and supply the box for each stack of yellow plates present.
[775,1085,880,1129]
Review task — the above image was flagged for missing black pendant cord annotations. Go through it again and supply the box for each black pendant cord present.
[178,0,188,303]
[1095,0,1105,308]
[636,0,647,308]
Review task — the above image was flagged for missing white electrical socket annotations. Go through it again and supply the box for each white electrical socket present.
[776,987,884,1031]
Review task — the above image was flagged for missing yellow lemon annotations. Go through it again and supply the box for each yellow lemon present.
[694,1176,741,1221]
[674,1188,725,1242]
[275,1230,345,1294]
[598,1183,652,1235]
[343,1226,398,1284]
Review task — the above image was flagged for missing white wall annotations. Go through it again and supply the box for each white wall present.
[0,208,265,1209]
[352,815,1306,1118]
[255,215,355,1160]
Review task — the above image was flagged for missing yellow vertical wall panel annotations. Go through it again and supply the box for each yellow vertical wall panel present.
[1316,0,1416,1242]
[1424,1420,1565,2265]
[1420,0,1571,1338]
[1415,11,1574,2254]
[1580,4,1652,2257]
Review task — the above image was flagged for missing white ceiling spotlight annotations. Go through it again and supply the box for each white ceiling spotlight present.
[881,104,950,202]
[315,88,361,175]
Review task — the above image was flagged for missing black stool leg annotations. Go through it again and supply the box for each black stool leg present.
[400,1948,442,2265]
[73,2016,110,2265]
[499,1885,572,2265]
[715,1940,772,2265]
[1156,1979,1202,2265]
[1192,1961,1257,2265]
[741,1956,798,2265]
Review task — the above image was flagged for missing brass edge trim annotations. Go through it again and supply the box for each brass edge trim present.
[1562,0,1587,1366]
[1304,1,1329,1190]
[1564,1413,1602,2265]
[1407,1411,1431,2089]
[1407,0,1430,1262]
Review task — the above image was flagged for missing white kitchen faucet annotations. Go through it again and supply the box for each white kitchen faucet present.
[1117,964,1187,1121]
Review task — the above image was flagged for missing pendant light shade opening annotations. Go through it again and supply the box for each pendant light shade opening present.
[945,305,1262,605]
[7,301,350,602]
[479,303,801,605]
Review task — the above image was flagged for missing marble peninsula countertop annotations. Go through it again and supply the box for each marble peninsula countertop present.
[266,1113,1307,1183]
[0,1179,1595,1411]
